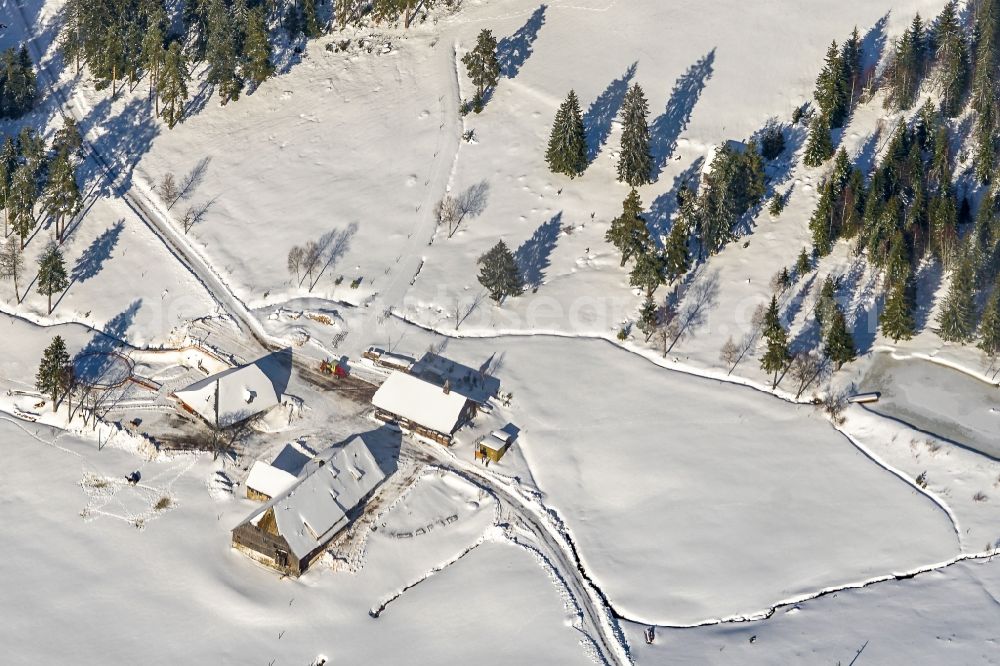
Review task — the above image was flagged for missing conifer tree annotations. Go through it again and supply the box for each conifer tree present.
[42,151,82,242]
[0,235,23,302]
[974,97,996,184]
[37,242,69,314]
[933,0,970,117]
[810,178,836,255]
[637,297,658,342]
[303,0,322,38]
[841,27,863,93]
[59,0,86,75]
[803,113,834,167]
[824,304,857,369]
[814,41,849,128]
[141,2,166,107]
[760,295,791,386]
[0,136,16,237]
[972,0,999,115]
[462,30,500,112]
[663,216,691,284]
[546,90,587,178]
[888,14,926,111]
[52,115,83,160]
[36,335,70,407]
[815,275,838,332]
[796,247,812,276]
[205,0,243,105]
[880,275,916,342]
[937,249,978,342]
[9,163,36,249]
[605,189,651,267]
[158,42,189,129]
[617,83,652,187]
[929,188,958,265]
[477,240,523,303]
[242,7,274,90]
[629,249,666,297]
[978,278,1000,357]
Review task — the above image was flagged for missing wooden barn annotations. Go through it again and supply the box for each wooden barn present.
[371,371,475,445]
[231,436,385,577]
[244,442,312,502]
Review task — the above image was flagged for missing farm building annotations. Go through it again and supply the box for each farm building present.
[245,442,312,501]
[231,436,386,577]
[476,429,516,463]
[173,357,282,428]
[371,371,475,445]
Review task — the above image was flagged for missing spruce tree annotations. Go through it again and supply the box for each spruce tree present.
[824,305,857,369]
[760,295,791,386]
[36,335,70,406]
[815,275,837,333]
[302,0,322,38]
[841,27,863,93]
[803,113,834,167]
[546,90,587,178]
[141,2,166,106]
[880,277,916,342]
[158,42,189,129]
[205,0,243,105]
[972,0,999,115]
[477,240,523,303]
[9,163,36,249]
[617,83,652,187]
[462,30,500,112]
[52,115,83,159]
[815,41,849,128]
[978,278,1000,357]
[242,7,274,90]
[934,0,970,117]
[0,136,16,237]
[606,189,651,267]
[937,250,978,342]
[629,249,666,297]
[810,178,836,255]
[37,243,69,314]
[637,297,658,342]
[0,235,23,302]
[974,97,996,185]
[663,216,691,284]
[42,151,82,242]
[796,247,812,276]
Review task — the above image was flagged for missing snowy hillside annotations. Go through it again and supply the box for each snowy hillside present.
[1,0,999,664]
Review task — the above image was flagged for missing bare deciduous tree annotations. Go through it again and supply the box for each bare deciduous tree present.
[181,200,213,234]
[287,245,305,284]
[435,181,490,238]
[158,173,181,209]
[789,350,827,400]
[302,240,322,289]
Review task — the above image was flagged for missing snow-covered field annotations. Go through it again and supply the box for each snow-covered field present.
[2,0,999,662]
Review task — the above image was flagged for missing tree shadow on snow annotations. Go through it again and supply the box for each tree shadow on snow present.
[497,4,547,79]
[583,62,636,162]
[71,219,124,284]
[646,156,703,241]
[649,49,715,180]
[515,212,561,289]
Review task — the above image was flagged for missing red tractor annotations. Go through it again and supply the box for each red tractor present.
[319,358,349,379]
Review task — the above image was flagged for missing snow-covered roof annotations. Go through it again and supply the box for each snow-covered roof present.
[371,371,470,435]
[239,436,386,560]
[245,461,298,499]
[174,359,281,427]
[246,443,314,498]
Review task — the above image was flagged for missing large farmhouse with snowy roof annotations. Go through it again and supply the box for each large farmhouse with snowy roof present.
[371,371,476,445]
[173,357,282,428]
[231,436,386,577]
